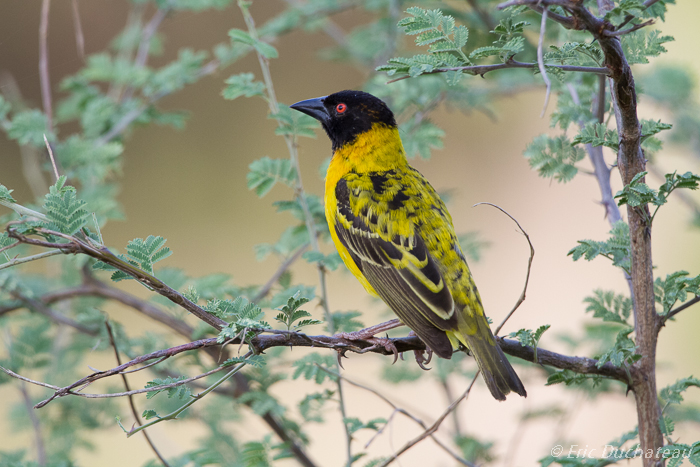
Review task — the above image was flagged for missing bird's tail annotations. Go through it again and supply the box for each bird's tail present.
[447,313,526,401]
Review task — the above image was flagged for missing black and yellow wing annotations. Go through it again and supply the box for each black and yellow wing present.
[332,173,458,358]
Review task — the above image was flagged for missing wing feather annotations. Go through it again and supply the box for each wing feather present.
[334,177,456,357]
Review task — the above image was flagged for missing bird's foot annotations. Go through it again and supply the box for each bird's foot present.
[334,320,403,363]
[407,330,433,370]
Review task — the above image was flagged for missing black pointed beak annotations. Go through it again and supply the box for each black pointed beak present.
[290,96,329,124]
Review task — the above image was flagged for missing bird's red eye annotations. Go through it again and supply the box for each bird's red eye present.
[336,103,347,114]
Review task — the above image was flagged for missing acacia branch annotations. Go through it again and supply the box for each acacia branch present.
[4,332,628,411]
[6,226,226,331]
[387,60,609,83]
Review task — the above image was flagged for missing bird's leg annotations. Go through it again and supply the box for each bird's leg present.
[334,319,404,362]
[407,330,433,370]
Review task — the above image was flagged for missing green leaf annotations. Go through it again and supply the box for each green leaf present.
[399,119,444,159]
[596,328,640,369]
[274,292,322,330]
[344,417,386,435]
[229,28,278,58]
[302,250,343,271]
[241,440,271,467]
[524,135,586,183]
[508,324,550,363]
[42,176,89,235]
[247,157,297,197]
[223,354,266,368]
[0,184,16,203]
[572,122,619,151]
[622,29,674,66]
[299,389,334,423]
[141,409,160,420]
[292,353,337,384]
[568,220,630,273]
[8,110,51,146]
[546,42,604,67]
[222,73,266,100]
[270,105,320,138]
[145,376,192,400]
[583,290,632,325]
[329,311,364,333]
[659,377,700,406]
[654,271,700,315]
[546,369,605,387]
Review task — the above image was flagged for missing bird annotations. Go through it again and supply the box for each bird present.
[290,90,526,401]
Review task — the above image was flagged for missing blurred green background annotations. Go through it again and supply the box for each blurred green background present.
[1,1,699,465]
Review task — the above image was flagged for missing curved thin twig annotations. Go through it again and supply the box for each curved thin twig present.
[472,202,535,335]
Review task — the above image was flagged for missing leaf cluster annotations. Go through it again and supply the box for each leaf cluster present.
[654,271,700,316]
[145,376,192,400]
[508,324,550,363]
[568,221,631,273]
[93,235,172,281]
[274,293,323,331]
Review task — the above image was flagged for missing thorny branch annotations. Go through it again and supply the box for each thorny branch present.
[1,330,630,411]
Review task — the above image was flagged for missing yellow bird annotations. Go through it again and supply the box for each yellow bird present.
[291,90,526,400]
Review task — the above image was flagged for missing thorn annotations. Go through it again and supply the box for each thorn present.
[336,349,346,370]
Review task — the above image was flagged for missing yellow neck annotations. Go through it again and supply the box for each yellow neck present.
[331,123,407,173]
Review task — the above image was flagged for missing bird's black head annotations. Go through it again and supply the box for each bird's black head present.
[290,90,397,151]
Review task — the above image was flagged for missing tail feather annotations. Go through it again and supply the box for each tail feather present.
[448,315,526,401]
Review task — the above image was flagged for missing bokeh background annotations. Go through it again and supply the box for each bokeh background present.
[1,1,699,466]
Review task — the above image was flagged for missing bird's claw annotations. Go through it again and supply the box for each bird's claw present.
[334,331,399,363]
[413,347,433,370]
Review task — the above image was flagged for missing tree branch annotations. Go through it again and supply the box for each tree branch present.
[6,226,226,331]
[503,2,665,464]
[664,296,700,322]
[387,60,609,83]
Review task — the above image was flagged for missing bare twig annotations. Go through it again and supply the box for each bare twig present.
[605,19,654,37]
[105,320,171,467]
[39,0,53,131]
[472,203,534,335]
[665,296,700,322]
[71,0,85,60]
[0,250,63,272]
[0,367,60,391]
[0,241,19,256]
[387,60,609,83]
[616,0,663,31]
[19,383,47,466]
[315,365,474,467]
[43,134,59,182]
[135,8,169,68]
[378,373,480,467]
[537,9,552,117]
